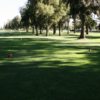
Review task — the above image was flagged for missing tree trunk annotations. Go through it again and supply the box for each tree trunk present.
[67,20,70,34]
[99,24,100,30]
[39,26,42,34]
[53,24,56,35]
[73,17,76,34]
[46,25,49,36]
[35,25,38,36]
[86,24,89,35]
[58,22,61,36]
[79,15,85,39]
[32,26,35,34]
[26,27,29,33]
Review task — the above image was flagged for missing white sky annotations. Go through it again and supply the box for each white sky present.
[0,0,28,28]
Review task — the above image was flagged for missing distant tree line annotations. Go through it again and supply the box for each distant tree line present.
[4,0,100,39]
[4,16,21,30]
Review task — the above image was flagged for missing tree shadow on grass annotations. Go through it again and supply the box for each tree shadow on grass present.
[0,61,100,100]
[0,38,100,100]
[87,35,100,39]
[0,38,85,60]
[0,32,33,36]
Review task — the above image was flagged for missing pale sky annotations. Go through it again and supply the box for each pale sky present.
[0,0,28,28]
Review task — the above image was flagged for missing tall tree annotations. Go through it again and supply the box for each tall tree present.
[85,15,97,34]
[20,6,30,32]
[65,0,100,39]
[37,2,54,36]
[4,16,21,30]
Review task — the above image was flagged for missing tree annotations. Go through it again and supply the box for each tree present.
[20,6,31,32]
[51,1,68,36]
[85,15,97,34]
[4,16,21,30]
[27,0,43,35]
[65,0,100,39]
[37,2,54,36]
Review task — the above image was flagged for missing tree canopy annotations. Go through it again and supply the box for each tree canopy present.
[4,0,100,38]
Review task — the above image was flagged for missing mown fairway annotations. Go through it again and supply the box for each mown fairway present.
[0,32,100,100]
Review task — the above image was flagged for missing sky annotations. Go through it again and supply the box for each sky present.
[92,13,100,25]
[0,0,99,28]
[0,0,28,28]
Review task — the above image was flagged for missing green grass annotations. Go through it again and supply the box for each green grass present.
[0,32,100,100]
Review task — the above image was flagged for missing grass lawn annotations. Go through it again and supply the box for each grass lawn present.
[0,32,100,100]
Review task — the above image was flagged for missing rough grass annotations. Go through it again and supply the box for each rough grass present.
[0,32,100,100]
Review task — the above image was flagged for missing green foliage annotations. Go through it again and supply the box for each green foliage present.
[37,2,54,16]
[20,6,31,30]
[4,16,21,30]
[50,0,60,6]
[67,0,100,38]
[51,3,67,23]
[4,0,100,37]
[85,15,97,28]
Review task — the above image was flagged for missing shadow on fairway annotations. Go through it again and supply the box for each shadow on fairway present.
[0,38,100,100]
[0,32,33,36]
[0,61,100,100]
